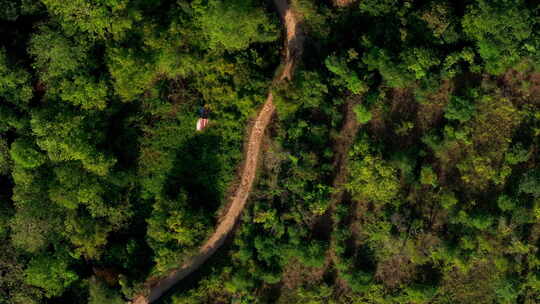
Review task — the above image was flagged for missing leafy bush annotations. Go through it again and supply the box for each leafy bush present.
[325,55,367,94]
[9,138,46,169]
[444,95,475,123]
[194,0,278,51]
[519,170,540,198]
[347,151,400,205]
[0,137,11,175]
[462,0,534,75]
[354,104,372,124]
[88,277,123,304]
[0,48,33,105]
[24,253,78,298]
[420,165,437,187]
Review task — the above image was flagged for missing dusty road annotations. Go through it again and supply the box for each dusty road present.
[132,1,303,303]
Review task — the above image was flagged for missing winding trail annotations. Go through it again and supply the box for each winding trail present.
[132,1,303,303]
[329,96,361,206]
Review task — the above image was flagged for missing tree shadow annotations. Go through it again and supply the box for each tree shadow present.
[164,131,226,216]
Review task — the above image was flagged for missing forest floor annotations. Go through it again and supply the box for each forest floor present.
[333,0,357,8]
[315,95,361,276]
[329,96,361,206]
[315,95,361,236]
[131,0,303,303]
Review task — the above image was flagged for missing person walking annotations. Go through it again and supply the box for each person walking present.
[196,105,210,131]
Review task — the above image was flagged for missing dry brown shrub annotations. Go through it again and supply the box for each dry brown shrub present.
[374,254,417,289]
[281,258,327,290]
[441,261,498,304]
[416,80,453,133]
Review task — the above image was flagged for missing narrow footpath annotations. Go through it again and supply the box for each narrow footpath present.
[317,95,361,273]
[132,1,303,303]
[329,96,361,206]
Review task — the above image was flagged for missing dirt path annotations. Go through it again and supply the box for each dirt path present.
[317,95,361,271]
[131,1,302,303]
[333,0,357,8]
[329,96,361,205]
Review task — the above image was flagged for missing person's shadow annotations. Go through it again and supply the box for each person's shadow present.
[164,130,226,218]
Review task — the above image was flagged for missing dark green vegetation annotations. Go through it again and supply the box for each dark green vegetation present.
[1,0,540,303]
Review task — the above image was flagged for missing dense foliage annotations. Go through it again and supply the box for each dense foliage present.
[0,0,539,303]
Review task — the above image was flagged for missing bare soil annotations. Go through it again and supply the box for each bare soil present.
[416,80,452,133]
[131,1,303,303]
[333,0,357,8]
[318,95,361,273]
[330,96,361,204]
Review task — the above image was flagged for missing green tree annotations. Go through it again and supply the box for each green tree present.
[359,0,398,16]
[10,203,58,253]
[354,104,372,124]
[30,104,116,176]
[63,212,111,259]
[462,0,534,74]
[24,253,78,298]
[193,0,278,51]
[88,277,123,304]
[9,166,62,253]
[274,71,328,119]
[0,137,11,175]
[29,27,111,110]
[48,164,105,210]
[0,0,41,21]
[40,0,137,39]
[106,46,155,102]
[363,47,414,88]
[57,74,109,110]
[419,2,459,44]
[0,243,43,303]
[325,55,367,94]
[0,48,33,105]
[504,143,530,165]
[147,195,211,273]
[401,48,441,80]
[519,170,540,198]
[440,191,458,209]
[346,145,400,204]
[497,195,516,212]
[420,165,437,187]
[29,27,92,82]
[9,138,46,169]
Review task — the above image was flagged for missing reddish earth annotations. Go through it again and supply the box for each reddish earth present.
[329,96,361,205]
[317,95,362,279]
[131,0,303,303]
[333,0,357,8]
